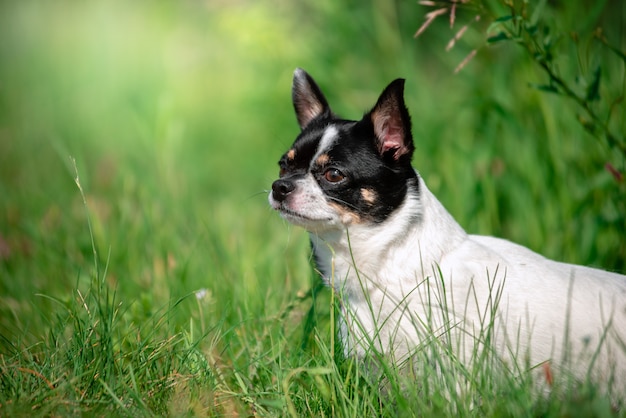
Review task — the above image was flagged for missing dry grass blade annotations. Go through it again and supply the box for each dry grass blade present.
[414,7,449,38]
[450,2,457,27]
[454,49,477,73]
[446,15,480,51]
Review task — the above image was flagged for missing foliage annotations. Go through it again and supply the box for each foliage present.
[416,0,625,271]
[0,0,624,415]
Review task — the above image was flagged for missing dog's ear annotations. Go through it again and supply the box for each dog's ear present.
[292,68,331,130]
[369,79,414,162]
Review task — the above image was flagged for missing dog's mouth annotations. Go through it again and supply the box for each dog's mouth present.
[272,201,333,224]
[278,206,331,222]
[278,207,306,219]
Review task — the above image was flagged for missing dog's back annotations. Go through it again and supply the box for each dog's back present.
[443,232,626,387]
[331,178,626,392]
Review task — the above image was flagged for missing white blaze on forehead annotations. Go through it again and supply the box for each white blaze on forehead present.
[311,125,339,169]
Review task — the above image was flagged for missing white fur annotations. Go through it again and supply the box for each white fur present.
[311,126,339,169]
[306,174,626,391]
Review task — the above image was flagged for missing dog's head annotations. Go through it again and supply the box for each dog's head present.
[269,68,417,233]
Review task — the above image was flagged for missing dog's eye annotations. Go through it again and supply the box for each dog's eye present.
[324,168,345,183]
[279,166,287,177]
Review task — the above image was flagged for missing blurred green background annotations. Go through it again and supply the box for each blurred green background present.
[0,1,624,411]
[1,0,625,318]
[1,0,625,316]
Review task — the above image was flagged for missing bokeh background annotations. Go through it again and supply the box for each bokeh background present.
[0,0,624,414]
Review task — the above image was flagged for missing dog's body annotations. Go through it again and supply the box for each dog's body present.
[269,68,626,391]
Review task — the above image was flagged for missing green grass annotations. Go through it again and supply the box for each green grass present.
[0,0,624,415]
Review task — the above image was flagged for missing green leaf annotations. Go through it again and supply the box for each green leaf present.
[487,32,510,44]
[525,24,538,36]
[494,15,514,23]
[586,66,601,102]
[529,83,559,94]
[486,16,518,36]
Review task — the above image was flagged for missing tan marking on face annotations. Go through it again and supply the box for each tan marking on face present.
[360,188,377,205]
[287,149,296,161]
[329,202,361,225]
[315,153,330,166]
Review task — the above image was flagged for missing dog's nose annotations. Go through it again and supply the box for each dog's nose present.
[271,179,295,202]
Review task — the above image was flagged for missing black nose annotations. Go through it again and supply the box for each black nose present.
[272,179,295,202]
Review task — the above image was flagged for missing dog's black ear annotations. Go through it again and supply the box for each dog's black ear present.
[369,79,414,162]
[292,68,331,130]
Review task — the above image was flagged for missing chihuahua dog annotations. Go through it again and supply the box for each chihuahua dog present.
[269,68,626,391]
